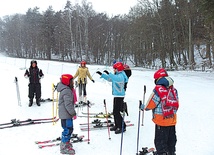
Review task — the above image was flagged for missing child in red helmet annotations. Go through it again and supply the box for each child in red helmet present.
[96,62,128,134]
[141,68,179,155]
[73,60,95,103]
[56,74,77,155]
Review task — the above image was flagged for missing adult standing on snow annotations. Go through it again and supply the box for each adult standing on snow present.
[141,68,179,155]
[73,60,95,103]
[96,62,128,134]
[24,60,44,107]
[57,74,77,155]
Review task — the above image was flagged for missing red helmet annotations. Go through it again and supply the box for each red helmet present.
[61,74,73,86]
[154,68,168,80]
[113,62,124,71]
[123,64,130,69]
[80,60,86,65]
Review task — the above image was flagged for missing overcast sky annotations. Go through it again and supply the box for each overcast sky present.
[0,0,138,17]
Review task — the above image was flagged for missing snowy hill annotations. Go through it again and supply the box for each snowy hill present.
[0,54,214,155]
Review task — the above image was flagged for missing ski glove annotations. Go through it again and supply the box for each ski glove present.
[39,69,44,78]
[24,70,29,78]
[73,115,77,120]
[96,71,102,75]
[92,80,95,83]
[103,70,109,74]
[140,104,145,111]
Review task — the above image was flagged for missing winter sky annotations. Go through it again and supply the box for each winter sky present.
[0,0,138,17]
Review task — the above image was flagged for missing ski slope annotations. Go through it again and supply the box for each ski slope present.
[0,54,213,155]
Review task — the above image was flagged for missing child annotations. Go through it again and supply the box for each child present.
[73,60,94,103]
[96,62,128,134]
[141,68,179,155]
[56,74,77,154]
[24,60,44,107]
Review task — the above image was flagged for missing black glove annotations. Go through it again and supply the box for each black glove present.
[39,69,44,77]
[92,80,95,83]
[24,70,29,77]
[103,70,109,74]
[96,71,102,75]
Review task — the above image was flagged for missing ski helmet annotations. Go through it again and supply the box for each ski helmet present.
[154,68,168,80]
[113,62,124,72]
[31,60,37,65]
[80,60,86,65]
[61,74,73,86]
[123,64,130,69]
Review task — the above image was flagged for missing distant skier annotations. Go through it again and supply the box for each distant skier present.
[123,64,132,91]
[24,60,44,107]
[73,60,95,103]
[141,68,179,155]
[96,62,128,134]
[56,74,76,155]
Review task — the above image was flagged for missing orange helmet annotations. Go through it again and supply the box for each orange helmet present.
[154,68,168,80]
[61,74,73,86]
[113,62,124,71]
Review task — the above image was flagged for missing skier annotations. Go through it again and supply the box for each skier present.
[96,62,128,134]
[24,60,44,107]
[73,60,95,103]
[56,74,77,155]
[123,64,132,91]
[141,68,179,155]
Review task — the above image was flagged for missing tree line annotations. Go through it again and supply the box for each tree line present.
[0,0,213,69]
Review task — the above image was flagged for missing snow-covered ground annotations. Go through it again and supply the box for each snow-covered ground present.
[0,54,213,155]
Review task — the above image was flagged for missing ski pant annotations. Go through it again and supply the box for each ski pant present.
[113,97,126,129]
[61,119,74,143]
[78,83,87,97]
[154,125,177,155]
[28,83,41,101]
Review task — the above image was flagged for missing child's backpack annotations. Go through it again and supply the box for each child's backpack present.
[155,85,179,118]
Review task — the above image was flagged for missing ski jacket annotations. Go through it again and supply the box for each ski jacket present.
[101,71,128,97]
[25,66,43,84]
[145,76,179,126]
[56,82,76,119]
[73,66,93,84]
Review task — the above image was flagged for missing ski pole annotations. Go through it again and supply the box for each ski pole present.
[87,100,90,144]
[104,99,111,140]
[120,102,126,155]
[142,85,146,126]
[136,100,142,155]
[52,83,55,125]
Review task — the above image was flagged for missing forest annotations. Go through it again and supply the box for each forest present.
[0,0,213,70]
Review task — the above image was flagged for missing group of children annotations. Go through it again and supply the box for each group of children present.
[24,59,178,155]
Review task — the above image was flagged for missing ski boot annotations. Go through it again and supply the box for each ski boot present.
[29,99,33,107]
[60,141,75,154]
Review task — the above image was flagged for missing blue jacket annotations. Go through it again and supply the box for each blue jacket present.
[101,71,128,97]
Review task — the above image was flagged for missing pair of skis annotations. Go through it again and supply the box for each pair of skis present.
[0,117,58,129]
[36,134,89,149]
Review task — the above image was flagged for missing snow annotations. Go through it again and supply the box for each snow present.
[0,53,214,155]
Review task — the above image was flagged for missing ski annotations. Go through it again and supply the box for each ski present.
[0,117,57,126]
[138,147,155,155]
[0,118,59,129]
[81,112,113,115]
[14,77,21,106]
[79,119,131,126]
[81,123,134,131]
[38,136,88,149]
[75,100,94,108]
[35,134,82,144]
[78,113,113,119]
